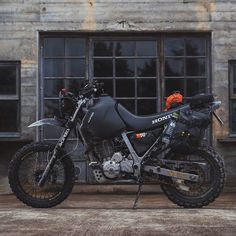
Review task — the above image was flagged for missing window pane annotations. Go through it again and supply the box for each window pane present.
[97,79,113,96]
[233,66,236,94]
[187,79,206,97]
[44,125,63,139]
[64,79,84,95]
[137,100,156,115]
[137,79,156,97]
[94,59,113,77]
[66,59,85,77]
[116,79,134,97]
[44,38,64,57]
[165,59,184,76]
[116,59,135,77]
[0,101,18,132]
[186,58,206,76]
[44,99,60,118]
[65,142,84,160]
[94,41,113,56]
[117,99,135,113]
[73,161,87,183]
[44,125,77,140]
[0,65,16,95]
[186,38,206,56]
[136,41,156,56]
[44,79,83,97]
[65,38,85,56]
[165,38,184,56]
[115,41,135,56]
[231,101,236,133]
[44,59,64,77]
[137,59,156,77]
[44,79,64,97]
[165,79,184,97]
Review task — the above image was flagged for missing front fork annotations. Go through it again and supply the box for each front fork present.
[38,127,72,187]
[38,99,85,187]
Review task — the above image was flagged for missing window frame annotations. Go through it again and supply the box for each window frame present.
[229,60,236,136]
[90,36,161,115]
[0,61,21,138]
[39,33,210,120]
[39,35,88,141]
[39,33,211,184]
[162,35,211,101]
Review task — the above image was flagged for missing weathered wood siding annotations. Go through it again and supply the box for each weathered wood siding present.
[0,0,236,187]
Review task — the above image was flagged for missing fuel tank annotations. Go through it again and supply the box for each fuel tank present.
[81,96,126,140]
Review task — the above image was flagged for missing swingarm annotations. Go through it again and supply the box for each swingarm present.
[143,165,199,182]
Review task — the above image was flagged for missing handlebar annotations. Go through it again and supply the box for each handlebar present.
[80,80,104,98]
[59,80,104,101]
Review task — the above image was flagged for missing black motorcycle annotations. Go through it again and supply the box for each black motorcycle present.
[8,81,225,208]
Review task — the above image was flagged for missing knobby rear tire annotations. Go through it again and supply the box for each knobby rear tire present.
[161,146,225,208]
[8,142,75,208]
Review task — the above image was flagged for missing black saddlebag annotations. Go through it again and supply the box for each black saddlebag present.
[170,109,211,154]
[188,94,214,108]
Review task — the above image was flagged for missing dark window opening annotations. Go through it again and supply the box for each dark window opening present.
[229,61,236,135]
[41,34,210,184]
[0,61,20,136]
[93,40,158,115]
[42,37,86,138]
[164,36,208,99]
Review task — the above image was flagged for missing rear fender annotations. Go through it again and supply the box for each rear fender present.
[28,118,65,128]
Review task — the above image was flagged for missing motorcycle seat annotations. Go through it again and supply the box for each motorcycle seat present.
[117,103,188,132]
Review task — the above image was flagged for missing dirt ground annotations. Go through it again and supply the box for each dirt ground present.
[0,193,235,236]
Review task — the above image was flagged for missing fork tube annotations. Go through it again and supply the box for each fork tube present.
[38,100,84,187]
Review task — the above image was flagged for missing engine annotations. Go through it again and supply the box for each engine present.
[102,152,134,179]
[92,140,134,183]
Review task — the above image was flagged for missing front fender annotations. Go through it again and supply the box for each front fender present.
[28,118,65,128]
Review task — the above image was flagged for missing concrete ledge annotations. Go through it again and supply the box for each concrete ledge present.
[72,184,236,194]
[2,182,236,195]
[73,184,162,194]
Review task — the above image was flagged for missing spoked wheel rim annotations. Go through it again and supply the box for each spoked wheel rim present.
[17,150,66,201]
[168,152,217,198]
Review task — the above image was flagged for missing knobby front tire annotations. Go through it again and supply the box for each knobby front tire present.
[8,142,75,208]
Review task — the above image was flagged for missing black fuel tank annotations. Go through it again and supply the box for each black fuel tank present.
[81,96,126,139]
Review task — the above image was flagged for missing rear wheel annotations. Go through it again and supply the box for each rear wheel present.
[8,142,75,208]
[161,146,225,208]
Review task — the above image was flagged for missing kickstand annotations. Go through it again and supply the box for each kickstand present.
[133,182,143,209]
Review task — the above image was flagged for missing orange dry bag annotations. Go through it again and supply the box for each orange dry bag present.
[165,91,183,111]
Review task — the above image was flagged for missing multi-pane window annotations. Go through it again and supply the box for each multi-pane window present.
[164,37,209,99]
[93,39,159,115]
[229,61,236,135]
[0,61,20,137]
[43,37,86,138]
[41,34,210,183]
[42,37,87,183]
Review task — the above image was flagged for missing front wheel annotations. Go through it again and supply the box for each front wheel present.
[8,142,75,208]
[161,146,225,208]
